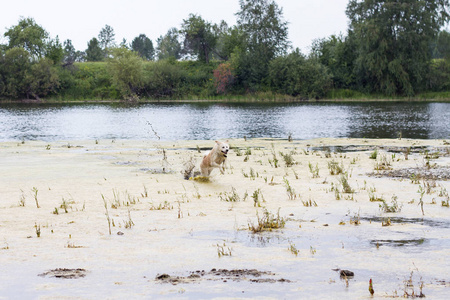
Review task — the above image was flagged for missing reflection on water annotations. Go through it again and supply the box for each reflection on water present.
[0,102,448,141]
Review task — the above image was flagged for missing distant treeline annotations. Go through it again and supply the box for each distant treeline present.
[1,0,450,102]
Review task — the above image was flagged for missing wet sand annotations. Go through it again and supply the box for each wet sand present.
[0,138,449,299]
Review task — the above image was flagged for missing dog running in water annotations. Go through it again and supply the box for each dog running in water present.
[200,140,229,176]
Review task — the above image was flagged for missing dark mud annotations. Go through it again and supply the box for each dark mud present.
[155,268,290,285]
[371,166,450,180]
[360,216,450,228]
[38,268,87,279]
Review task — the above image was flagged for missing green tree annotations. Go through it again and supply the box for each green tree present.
[310,33,357,89]
[235,0,290,89]
[86,38,103,62]
[156,27,182,60]
[98,24,116,53]
[434,30,450,59]
[46,36,64,65]
[107,47,144,100]
[131,34,155,60]
[346,0,450,96]
[180,14,217,63]
[1,47,59,100]
[269,49,332,98]
[4,17,49,58]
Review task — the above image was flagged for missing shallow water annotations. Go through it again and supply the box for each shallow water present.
[0,102,448,141]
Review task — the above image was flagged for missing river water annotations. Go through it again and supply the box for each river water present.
[0,102,448,141]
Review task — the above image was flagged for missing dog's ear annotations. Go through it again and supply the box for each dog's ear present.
[215,140,219,144]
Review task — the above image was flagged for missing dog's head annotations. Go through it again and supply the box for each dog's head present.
[215,140,229,157]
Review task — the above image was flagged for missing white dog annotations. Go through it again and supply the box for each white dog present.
[200,140,229,176]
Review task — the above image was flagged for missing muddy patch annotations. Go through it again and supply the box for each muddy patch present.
[371,166,450,180]
[361,216,450,228]
[370,238,426,247]
[38,268,87,279]
[155,268,290,285]
[139,167,175,174]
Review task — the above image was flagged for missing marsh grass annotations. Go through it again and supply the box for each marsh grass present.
[369,149,378,159]
[302,198,318,207]
[339,173,354,194]
[150,201,173,210]
[19,189,26,207]
[369,187,384,202]
[327,159,344,175]
[379,195,402,213]
[102,194,112,235]
[219,187,240,202]
[268,144,279,168]
[248,208,286,233]
[32,187,40,208]
[35,223,41,237]
[217,242,232,257]
[374,154,392,171]
[123,209,134,229]
[308,162,320,178]
[279,151,296,167]
[252,189,264,207]
[283,178,296,200]
[288,241,299,256]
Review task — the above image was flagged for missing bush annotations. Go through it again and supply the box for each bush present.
[269,50,332,99]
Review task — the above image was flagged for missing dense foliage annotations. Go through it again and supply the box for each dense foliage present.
[1,1,450,102]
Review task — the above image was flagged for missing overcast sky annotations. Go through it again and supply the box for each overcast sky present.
[0,0,350,54]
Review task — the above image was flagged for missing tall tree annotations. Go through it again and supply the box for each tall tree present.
[235,0,290,89]
[98,24,116,53]
[180,14,217,63]
[4,17,49,58]
[85,38,103,61]
[156,27,182,60]
[45,36,64,65]
[107,47,144,100]
[347,0,450,96]
[131,34,155,60]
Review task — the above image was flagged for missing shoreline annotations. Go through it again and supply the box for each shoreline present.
[1,98,450,104]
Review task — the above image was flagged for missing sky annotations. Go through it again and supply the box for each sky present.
[0,0,350,54]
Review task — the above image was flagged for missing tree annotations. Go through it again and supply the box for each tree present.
[235,0,290,89]
[46,36,64,65]
[310,34,357,89]
[156,27,182,60]
[180,14,217,63]
[86,38,103,61]
[4,17,49,58]
[434,30,450,59]
[131,34,155,60]
[347,0,450,96]
[63,39,78,65]
[213,62,235,94]
[98,24,116,53]
[269,49,332,98]
[107,47,144,100]
[1,47,59,100]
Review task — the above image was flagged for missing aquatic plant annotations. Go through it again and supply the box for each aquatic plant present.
[102,194,112,235]
[308,162,319,178]
[248,208,285,233]
[32,187,40,208]
[283,177,296,200]
[219,187,240,202]
[288,241,299,256]
[327,159,344,175]
[379,195,402,213]
[217,242,232,257]
[279,151,295,167]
